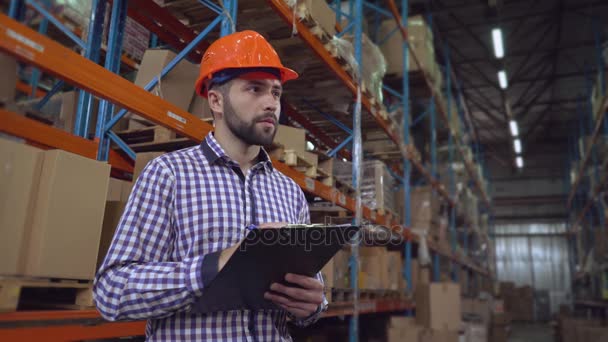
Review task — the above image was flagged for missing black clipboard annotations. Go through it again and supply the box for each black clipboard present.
[193,224,359,313]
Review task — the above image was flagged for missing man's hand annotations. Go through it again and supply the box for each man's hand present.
[264,273,324,318]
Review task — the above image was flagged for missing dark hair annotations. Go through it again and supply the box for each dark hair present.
[207,81,232,118]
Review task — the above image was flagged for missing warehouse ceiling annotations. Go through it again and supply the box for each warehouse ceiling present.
[414,0,608,164]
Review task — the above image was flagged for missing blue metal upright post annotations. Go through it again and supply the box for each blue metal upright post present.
[9,0,26,20]
[429,97,440,282]
[400,0,414,309]
[348,1,363,341]
[96,0,128,161]
[74,0,106,137]
[28,0,51,99]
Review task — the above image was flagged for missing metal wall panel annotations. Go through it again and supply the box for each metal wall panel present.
[495,222,572,314]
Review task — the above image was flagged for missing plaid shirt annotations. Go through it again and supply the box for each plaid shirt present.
[94,133,326,341]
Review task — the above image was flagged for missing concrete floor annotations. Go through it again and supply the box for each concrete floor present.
[508,323,555,342]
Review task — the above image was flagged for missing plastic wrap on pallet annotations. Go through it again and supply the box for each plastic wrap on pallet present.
[354,34,387,103]
[286,0,337,37]
[336,34,387,103]
[333,159,396,213]
[413,228,431,266]
[326,36,358,76]
[51,0,92,28]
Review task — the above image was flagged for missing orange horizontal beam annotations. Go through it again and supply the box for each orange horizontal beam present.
[323,299,413,318]
[0,320,145,341]
[0,309,100,322]
[0,109,133,173]
[15,80,46,98]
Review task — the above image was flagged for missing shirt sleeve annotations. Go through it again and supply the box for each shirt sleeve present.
[289,190,328,327]
[93,159,218,321]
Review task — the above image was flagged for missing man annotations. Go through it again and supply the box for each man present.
[94,30,327,341]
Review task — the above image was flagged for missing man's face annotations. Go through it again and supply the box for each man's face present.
[221,78,282,146]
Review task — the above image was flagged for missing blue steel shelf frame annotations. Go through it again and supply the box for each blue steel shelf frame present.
[8,0,236,163]
[567,17,607,284]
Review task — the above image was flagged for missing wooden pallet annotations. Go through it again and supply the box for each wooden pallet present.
[116,124,178,145]
[268,145,318,178]
[0,276,94,312]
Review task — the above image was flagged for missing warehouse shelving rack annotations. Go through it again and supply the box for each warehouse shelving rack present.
[565,18,608,311]
[0,0,492,340]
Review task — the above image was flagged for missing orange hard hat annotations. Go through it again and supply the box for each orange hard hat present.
[195,30,299,97]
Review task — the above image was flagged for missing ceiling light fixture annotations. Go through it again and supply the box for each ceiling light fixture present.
[509,120,519,137]
[498,70,508,89]
[514,139,522,154]
[492,28,504,58]
[516,156,524,169]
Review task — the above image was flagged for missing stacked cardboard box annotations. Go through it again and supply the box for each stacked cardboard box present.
[415,282,461,341]
[271,124,319,172]
[511,286,535,321]
[0,138,110,280]
[359,247,389,289]
[293,0,337,37]
[16,90,79,133]
[387,316,423,342]
[409,185,441,232]
[378,15,441,88]
[127,49,198,129]
[558,317,607,342]
[419,329,459,342]
[386,251,404,291]
[334,160,395,214]
[122,18,150,61]
[463,322,487,342]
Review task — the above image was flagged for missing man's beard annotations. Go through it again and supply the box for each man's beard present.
[223,98,277,146]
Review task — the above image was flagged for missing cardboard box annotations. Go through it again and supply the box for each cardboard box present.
[388,317,422,342]
[359,247,389,289]
[492,312,511,326]
[579,326,608,341]
[419,329,459,342]
[0,138,43,275]
[410,186,441,230]
[188,94,213,120]
[378,16,440,86]
[96,201,126,270]
[107,178,132,202]
[464,323,487,342]
[274,124,307,153]
[128,49,198,125]
[25,150,110,279]
[493,299,505,314]
[387,251,404,290]
[133,152,165,182]
[303,0,336,36]
[0,54,17,104]
[489,324,508,342]
[473,299,491,324]
[461,298,475,315]
[416,283,461,331]
[333,249,350,289]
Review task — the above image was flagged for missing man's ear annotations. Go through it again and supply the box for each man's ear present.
[207,89,224,119]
